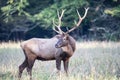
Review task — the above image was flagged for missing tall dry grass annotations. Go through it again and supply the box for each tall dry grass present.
[0,41,120,80]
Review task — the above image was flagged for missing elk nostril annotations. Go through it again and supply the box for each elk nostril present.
[55,44,58,48]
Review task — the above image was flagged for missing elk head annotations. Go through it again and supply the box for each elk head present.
[55,33,69,48]
[53,8,89,48]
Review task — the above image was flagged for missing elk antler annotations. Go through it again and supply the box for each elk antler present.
[53,9,65,34]
[66,7,89,33]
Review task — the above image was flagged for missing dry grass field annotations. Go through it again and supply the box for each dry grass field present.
[0,41,120,80]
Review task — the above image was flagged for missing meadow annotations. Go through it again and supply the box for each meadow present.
[0,41,120,80]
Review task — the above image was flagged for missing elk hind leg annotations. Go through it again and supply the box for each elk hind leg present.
[27,57,36,80]
[18,58,28,79]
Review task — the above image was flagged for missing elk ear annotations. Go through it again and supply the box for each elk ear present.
[66,34,69,40]
[61,32,69,40]
[64,33,69,40]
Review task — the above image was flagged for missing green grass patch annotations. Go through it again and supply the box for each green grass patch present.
[0,41,120,80]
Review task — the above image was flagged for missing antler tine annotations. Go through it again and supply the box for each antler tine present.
[66,7,89,33]
[53,9,65,34]
[81,7,89,19]
[58,9,65,20]
[52,19,60,34]
[57,9,65,34]
[77,10,82,19]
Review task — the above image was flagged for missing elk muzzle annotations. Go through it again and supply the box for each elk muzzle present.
[55,39,62,48]
[55,38,68,48]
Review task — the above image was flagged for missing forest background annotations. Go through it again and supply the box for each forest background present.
[0,0,120,41]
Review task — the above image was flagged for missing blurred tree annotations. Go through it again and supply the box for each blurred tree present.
[1,0,29,22]
[105,5,120,17]
[0,0,89,41]
[0,0,120,41]
[88,0,120,41]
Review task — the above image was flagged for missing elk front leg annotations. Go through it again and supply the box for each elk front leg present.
[56,58,61,75]
[63,59,69,76]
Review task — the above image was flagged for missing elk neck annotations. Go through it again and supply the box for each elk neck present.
[61,40,73,57]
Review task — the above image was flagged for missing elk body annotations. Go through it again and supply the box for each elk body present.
[18,8,89,80]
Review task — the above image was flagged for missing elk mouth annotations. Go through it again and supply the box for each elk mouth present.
[55,44,61,48]
[55,44,62,48]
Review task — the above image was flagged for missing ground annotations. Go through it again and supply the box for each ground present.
[0,41,120,80]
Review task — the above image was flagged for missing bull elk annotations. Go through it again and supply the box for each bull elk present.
[18,8,89,80]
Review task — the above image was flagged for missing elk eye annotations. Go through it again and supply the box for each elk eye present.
[63,38,66,41]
